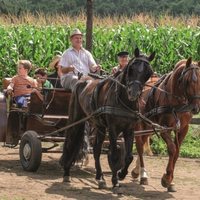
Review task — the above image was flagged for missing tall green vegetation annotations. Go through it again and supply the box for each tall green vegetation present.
[1,23,200,81]
[149,126,200,158]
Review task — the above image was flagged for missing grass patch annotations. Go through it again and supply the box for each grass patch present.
[149,125,200,158]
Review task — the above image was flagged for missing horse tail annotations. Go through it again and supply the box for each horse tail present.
[61,83,86,170]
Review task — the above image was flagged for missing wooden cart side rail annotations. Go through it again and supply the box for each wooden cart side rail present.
[190,117,200,125]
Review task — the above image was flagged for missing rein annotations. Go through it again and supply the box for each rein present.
[144,83,183,100]
[179,66,200,100]
[38,105,166,139]
[144,104,195,118]
[143,64,200,119]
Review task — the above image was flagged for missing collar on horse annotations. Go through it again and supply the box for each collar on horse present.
[144,65,200,119]
[144,104,195,118]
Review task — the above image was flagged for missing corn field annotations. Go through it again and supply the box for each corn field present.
[1,22,200,86]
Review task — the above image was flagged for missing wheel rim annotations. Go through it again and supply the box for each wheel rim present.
[23,143,31,160]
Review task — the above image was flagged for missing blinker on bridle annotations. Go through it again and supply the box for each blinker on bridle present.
[126,57,151,90]
[178,65,200,101]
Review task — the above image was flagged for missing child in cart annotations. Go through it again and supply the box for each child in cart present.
[7,60,37,108]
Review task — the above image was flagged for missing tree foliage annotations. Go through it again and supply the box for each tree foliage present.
[1,0,200,16]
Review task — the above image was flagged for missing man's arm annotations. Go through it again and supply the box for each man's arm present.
[86,50,101,73]
[61,65,75,74]
[91,64,101,73]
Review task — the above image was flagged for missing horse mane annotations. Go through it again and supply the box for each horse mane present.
[174,59,187,70]
[174,59,199,71]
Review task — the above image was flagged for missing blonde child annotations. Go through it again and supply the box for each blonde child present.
[7,60,37,108]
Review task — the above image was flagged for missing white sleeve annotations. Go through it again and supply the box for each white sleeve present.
[87,51,97,70]
[59,51,70,68]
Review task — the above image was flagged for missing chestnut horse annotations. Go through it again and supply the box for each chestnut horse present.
[60,48,155,191]
[132,58,200,192]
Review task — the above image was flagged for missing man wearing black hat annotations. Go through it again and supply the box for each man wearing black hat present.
[112,51,129,74]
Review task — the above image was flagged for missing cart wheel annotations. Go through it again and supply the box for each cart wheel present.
[107,140,126,171]
[19,130,42,172]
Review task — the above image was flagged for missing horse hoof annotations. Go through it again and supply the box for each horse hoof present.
[131,170,139,179]
[63,176,71,183]
[112,185,123,195]
[167,183,176,192]
[118,171,127,181]
[161,174,170,188]
[140,177,148,185]
[97,180,107,189]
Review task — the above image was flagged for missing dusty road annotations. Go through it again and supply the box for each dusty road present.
[0,145,200,200]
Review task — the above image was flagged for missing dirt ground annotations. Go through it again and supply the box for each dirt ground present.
[0,144,200,200]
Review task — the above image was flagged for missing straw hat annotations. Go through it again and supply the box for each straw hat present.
[49,55,61,69]
[70,28,83,38]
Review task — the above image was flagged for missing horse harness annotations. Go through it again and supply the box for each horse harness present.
[89,57,161,129]
[144,65,200,119]
[178,65,200,101]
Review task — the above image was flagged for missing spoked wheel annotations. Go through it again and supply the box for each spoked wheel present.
[19,130,42,172]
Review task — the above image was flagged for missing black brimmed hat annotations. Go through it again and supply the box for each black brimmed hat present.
[117,51,129,57]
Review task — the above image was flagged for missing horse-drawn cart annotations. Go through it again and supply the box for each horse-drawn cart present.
[0,79,71,172]
[0,73,170,175]
[0,79,128,173]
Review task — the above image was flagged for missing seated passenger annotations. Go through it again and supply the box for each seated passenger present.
[35,68,53,89]
[7,60,37,108]
[59,28,101,91]
[34,68,54,102]
[47,55,63,88]
[112,51,129,74]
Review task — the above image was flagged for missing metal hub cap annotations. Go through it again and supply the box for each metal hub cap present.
[23,143,31,160]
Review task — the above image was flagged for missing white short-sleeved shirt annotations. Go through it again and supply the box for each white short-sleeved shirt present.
[59,47,97,79]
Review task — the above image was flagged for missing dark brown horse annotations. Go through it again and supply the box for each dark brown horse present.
[60,48,155,191]
[132,58,200,192]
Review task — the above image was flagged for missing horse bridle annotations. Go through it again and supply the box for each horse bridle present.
[126,57,151,90]
[178,65,200,101]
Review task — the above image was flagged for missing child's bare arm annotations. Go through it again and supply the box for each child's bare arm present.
[7,82,14,95]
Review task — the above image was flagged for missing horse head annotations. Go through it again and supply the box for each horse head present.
[178,57,200,114]
[123,48,155,101]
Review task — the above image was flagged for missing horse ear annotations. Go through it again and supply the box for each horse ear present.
[186,57,192,68]
[148,51,156,62]
[134,47,140,57]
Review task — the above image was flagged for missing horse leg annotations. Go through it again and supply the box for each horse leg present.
[118,129,134,180]
[108,128,121,190]
[62,121,85,182]
[160,131,176,189]
[173,125,188,168]
[131,154,140,179]
[132,135,149,185]
[132,136,143,179]
[144,136,153,156]
[93,127,106,189]
[167,125,189,192]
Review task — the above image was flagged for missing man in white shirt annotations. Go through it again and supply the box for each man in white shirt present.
[59,28,101,90]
